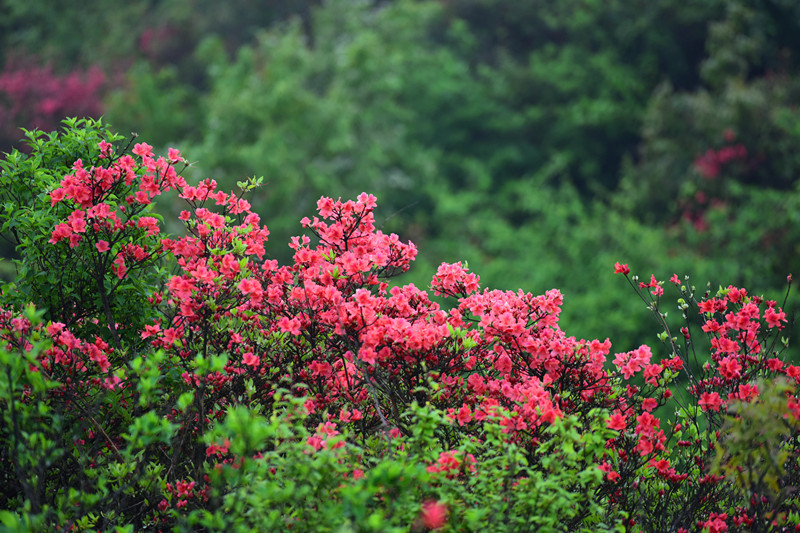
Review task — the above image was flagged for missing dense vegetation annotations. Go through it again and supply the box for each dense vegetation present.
[0,1,799,530]
[0,118,797,531]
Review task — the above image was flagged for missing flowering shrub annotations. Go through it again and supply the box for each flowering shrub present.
[608,266,798,531]
[0,118,178,349]
[0,120,797,531]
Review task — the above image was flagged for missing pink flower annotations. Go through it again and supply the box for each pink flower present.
[642,363,662,386]
[133,142,153,157]
[607,411,627,431]
[455,404,472,426]
[614,262,630,275]
[641,398,658,412]
[598,461,620,482]
[698,392,723,412]
[96,240,110,252]
[767,358,783,372]
[651,284,663,297]
[467,373,487,395]
[431,261,480,296]
[238,278,264,304]
[733,383,759,403]
[494,350,513,374]
[695,149,720,179]
[134,190,151,204]
[726,286,746,303]
[68,210,87,233]
[613,345,651,379]
[786,365,800,382]
[98,140,114,158]
[309,360,332,378]
[113,254,127,279]
[718,356,741,381]
[358,346,377,365]
[206,438,231,457]
[242,352,259,367]
[698,298,727,314]
[175,480,195,498]
[277,316,302,336]
[49,222,72,244]
[137,216,160,236]
[168,147,183,163]
[317,196,335,217]
[104,376,122,390]
[357,192,377,209]
[50,187,66,205]
[765,304,787,329]
[421,501,448,530]
[700,513,729,533]
[141,323,161,339]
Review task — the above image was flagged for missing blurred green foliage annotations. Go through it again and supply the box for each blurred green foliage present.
[1,0,798,352]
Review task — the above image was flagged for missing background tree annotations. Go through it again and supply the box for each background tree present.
[0,0,797,350]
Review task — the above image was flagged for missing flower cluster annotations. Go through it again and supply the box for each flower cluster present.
[694,139,748,180]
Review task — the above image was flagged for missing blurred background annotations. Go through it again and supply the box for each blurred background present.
[0,0,798,353]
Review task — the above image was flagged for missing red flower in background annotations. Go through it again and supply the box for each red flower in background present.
[693,143,747,179]
[0,56,107,151]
